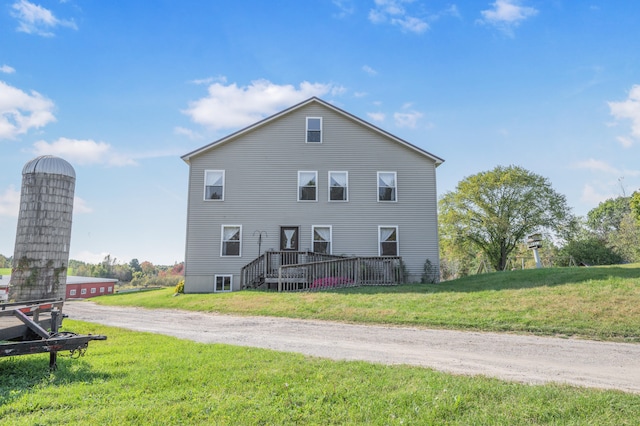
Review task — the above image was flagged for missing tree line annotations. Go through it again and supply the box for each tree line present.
[439,165,640,280]
[71,255,184,287]
[0,254,183,287]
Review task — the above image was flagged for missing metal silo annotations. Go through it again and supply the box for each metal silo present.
[9,155,76,302]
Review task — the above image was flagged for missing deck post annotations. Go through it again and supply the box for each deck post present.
[277,266,282,292]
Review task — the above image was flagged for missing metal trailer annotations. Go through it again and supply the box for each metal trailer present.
[0,299,106,370]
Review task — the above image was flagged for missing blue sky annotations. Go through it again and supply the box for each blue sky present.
[2,0,640,265]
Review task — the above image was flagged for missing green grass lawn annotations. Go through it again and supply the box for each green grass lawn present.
[2,265,639,424]
[95,264,640,342]
[1,321,639,425]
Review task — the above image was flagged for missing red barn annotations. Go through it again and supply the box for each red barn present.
[65,276,118,299]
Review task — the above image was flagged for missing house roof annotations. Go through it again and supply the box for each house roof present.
[181,97,444,166]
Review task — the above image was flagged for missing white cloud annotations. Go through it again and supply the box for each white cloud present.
[394,108,423,128]
[183,79,344,130]
[478,0,538,34]
[32,138,137,167]
[0,186,20,218]
[573,159,640,177]
[369,0,429,34]
[397,15,429,33]
[581,184,617,205]
[11,0,77,37]
[367,112,386,122]
[608,85,640,147]
[0,80,56,140]
[362,65,378,76]
[442,5,461,19]
[190,75,227,86]
[573,159,619,174]
[332,0,355,18]
[174,126,203,140]
[617,136,634,148]
[1,65,16,74]
[73,196,92,214]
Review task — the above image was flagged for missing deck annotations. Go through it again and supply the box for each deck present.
[241,251,404,291]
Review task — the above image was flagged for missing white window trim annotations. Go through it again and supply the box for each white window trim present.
[377,171,398,203]
[220,224,242,257]
[214,274,233,293]
[91,287,96,294]
[298,171,318,202]
[69,289,76,296]
[100,287,105,293]
[81,288,87,295]
[328,171,348,202]
[312,225,333,255]
[204,170,225,201]
[378,225,399,257]
[306,117,323,143]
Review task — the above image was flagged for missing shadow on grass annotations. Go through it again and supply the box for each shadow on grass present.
[327,265,640,294]
[0,356,112,407]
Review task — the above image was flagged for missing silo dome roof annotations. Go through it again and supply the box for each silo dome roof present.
[22,155,76,178]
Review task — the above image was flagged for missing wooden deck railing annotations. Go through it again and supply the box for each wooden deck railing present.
[277,256,403,292]
[241,251,345,289]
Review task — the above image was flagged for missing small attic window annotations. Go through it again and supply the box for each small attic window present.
[306,117,322,143]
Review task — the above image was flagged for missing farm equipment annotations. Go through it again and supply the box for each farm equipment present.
[0,299,106,370]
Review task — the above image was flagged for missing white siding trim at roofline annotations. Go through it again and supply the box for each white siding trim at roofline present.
[181,97,444,166]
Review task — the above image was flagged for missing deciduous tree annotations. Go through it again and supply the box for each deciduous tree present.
[439,165,573,271]
[586,196,630,237]
[631,191,640,223]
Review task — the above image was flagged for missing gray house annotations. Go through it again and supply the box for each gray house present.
[181,97,444,293]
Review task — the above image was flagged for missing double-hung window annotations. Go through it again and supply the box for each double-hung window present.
[204,170,225,200]
[298,171,317,201]
[329,171,348,201]
[378,171,397,202]
[221,225,241,256]
[215,275,232,292]
[306,117,322,143]
[379,226,399,256]
[312,225,332,254]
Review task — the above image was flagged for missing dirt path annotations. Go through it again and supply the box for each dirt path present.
[64,301,640,394]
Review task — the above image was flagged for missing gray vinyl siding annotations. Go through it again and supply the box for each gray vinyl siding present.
[183,102,440,292]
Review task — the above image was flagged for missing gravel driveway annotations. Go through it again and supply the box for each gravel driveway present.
[64,301,640,394]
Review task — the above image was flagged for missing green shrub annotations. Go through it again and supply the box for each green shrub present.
[421,258,438,283]
[174,279,185,294]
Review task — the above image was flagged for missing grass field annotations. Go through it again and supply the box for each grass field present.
[95,264,640,342]
[1,321,639,425]
[2,265,639,424]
